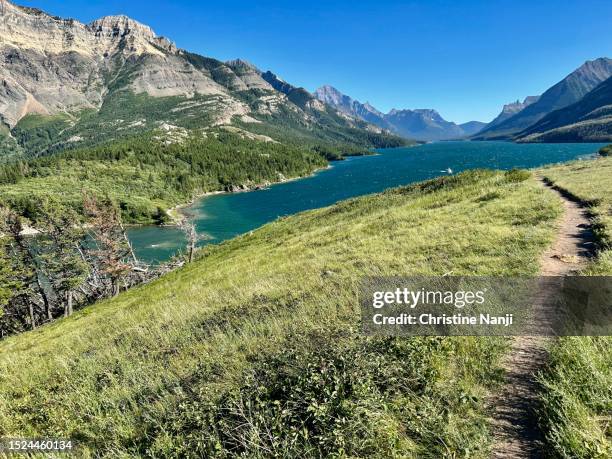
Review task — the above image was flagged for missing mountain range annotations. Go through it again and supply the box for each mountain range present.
[316,57,612,144]
[475,58,612,140]
[0,1,405,160]
[517,74,612,142]
[0,0,611,157]
[314,85,486,141]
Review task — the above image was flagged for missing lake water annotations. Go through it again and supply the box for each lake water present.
[128,141,606,263]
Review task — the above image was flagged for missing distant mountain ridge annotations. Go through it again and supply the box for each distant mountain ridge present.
[486,96,540,130]
[314,85,485,141]
[459,121,488,136]
[517,75,612,142]
[475,58,612,140]
[313,85,388,127]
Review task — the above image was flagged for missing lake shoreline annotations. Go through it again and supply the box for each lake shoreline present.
[129,142,606,264]
[165,163,334,225]
[163,146,421,225]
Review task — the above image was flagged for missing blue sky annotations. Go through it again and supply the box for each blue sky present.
[18,0,612,123]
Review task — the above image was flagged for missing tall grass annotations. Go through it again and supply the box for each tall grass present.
[0,170,561,457]
[539,157,612,458]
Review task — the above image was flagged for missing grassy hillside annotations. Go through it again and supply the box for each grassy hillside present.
[542,155,612,273]
[538,156,612,458]
[518,117,612,143]
[0,169,562,457]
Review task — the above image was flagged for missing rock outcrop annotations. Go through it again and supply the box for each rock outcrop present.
[0,0,203,126]
[485,96,540,131]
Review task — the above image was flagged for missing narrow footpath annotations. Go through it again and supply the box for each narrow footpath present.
[490,178,596,458]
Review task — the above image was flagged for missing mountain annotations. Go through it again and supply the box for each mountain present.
[485,96,540,130]
[458,121,488,136]
[475,58,612,139]
[314,85,484,141]
[0,1,406,159]
[517,75,612,142]
[313,85,388,127]
[383,108,464,141]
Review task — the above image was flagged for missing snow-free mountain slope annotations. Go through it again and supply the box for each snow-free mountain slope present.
[314,85,484,141]
[0,0,405,158]
[475,58,612,139]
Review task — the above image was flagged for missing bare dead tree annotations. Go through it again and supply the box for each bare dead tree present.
[83,193,135,297]
[178,213,206,263]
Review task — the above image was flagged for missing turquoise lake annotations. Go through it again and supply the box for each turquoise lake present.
[128,141,606,264]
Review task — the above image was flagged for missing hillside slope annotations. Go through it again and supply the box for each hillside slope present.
[518,76,612,142]
[0,169,562,457]
[475,58,612,140]
[0,1,405,159]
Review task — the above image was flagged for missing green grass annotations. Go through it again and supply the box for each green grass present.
[542,156,612,273]
[538,157,612,458]
[538,338,611,458]
[0,170,562,457]
[599,145,612,157]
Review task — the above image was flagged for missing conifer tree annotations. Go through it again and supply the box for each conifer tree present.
[36,199,89,317]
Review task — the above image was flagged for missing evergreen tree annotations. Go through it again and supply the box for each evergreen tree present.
[36,199,89,317]
[0,207,35,334]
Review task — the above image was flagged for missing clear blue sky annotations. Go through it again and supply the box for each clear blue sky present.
[18,0,612,123]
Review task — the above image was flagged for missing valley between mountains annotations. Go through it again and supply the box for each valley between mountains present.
[0,1,611,458]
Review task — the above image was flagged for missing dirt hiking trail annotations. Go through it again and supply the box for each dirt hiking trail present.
[489,178,596,458]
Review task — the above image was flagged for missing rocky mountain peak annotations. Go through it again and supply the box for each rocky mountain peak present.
[412,108,443,121]
[568,58,612,89]
[476,57,612,139]
[387,108,443,121]
[501,95,540,114]
[0,2,172,57]
[577,57,612,74]
[226,59,260,72]
[88,15,157,41]
[313,85,346,105]
[314,85,388,127]
[362,102,383,116]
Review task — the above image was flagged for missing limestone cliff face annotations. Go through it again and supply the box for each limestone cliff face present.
[225,60,274,91]
[0,0,240,127]
[1,1,103,125]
